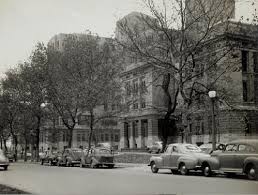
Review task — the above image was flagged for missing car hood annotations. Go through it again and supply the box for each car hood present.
[184,152,210,159]
[0,155,8,162]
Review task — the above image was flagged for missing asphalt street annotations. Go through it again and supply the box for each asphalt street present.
[0,163,257,195]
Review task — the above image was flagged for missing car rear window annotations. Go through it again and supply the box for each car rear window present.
[183,145,202,153]
[98,149,111,154]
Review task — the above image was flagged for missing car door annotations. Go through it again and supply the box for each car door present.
[85,148,93,164]
[162,145,173,167]
[218,144,237,171]
[169,145,181,169]
[234,144,256,171]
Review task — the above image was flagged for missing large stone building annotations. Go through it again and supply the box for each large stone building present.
[117,1,258,149]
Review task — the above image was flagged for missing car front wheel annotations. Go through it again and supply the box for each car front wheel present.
[150,162,159,173]
[246,164,257,180]
[203,164,212,177]
[179,164,188,175]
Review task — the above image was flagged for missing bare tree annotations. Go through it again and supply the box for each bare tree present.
[46,32,121,149]
[116,0,257,150]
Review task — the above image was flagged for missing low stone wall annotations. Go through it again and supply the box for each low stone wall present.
[114,152,158,164]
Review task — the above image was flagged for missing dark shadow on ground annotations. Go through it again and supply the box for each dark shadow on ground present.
[0,184,30,194]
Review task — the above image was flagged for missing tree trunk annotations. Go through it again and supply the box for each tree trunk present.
[0,138,2,149]
[10,124,18,161]
[68,128,74,148]
[87,110,94,156]
[3,139,8,152]
[24,139,28,162]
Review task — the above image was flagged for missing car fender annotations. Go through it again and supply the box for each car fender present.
[177,156,198,169]
[201,156,220,170]
[243,157,258,172]
[149,156,163,167]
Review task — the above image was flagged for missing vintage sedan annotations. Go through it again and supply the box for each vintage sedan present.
[80,147,114,168]
[201,139,258,180]
[0,149,9,170]
[57,148,83,167]
[148,141,163,154]
[40,150,61,166]
[149,143,210,175]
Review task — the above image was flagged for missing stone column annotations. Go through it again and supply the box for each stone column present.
[129,121,136,149]
[118,121,125,150]
[137,120,143,148]
[147,118,159,146]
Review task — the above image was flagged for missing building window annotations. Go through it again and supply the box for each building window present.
[141,100,146,108]
[140,77,147,93]
[105,134,109,141]
[125,82,131,96]
[242,50,248,72]
[78,114,89,125]
[82,133,86,142]
[133,102,138,109]
[101,134,104,142]
[132,79,138,94]
[243,80,248,102]
[77,133,81,142]
[115,134,119,142]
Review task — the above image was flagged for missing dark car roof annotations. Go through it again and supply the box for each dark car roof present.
[228,139,258,150]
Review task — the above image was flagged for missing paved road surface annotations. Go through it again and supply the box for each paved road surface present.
[0,163,257,195]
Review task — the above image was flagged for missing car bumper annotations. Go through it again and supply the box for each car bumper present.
[0,162,9,166]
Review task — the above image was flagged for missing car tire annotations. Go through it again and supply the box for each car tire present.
[246,164,257,180]
[48,160,52,166]
[179,163,188,175]
[108,164,114,169]
[90,160,95,168]
[41,160,44,165]
[203,164,212,177]
[171,169,179,174]
[80,161,84,168]
[150,162,159,173]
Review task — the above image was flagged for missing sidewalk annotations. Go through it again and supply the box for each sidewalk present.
[13,160,148,168]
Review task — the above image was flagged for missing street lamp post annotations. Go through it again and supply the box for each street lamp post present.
[208,91,217,151]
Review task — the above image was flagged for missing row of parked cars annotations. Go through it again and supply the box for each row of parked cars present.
[149,139,258,180]
[40,146,115,168]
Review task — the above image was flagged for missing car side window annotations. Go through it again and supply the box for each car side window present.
[238,144,255,152]
[172,146,178,153]
[225,144,237,152]
[165,146,173,154]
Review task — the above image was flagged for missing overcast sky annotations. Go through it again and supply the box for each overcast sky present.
[0,0,257,77]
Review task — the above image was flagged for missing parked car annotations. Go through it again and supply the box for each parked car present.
[0,149,9,170]
[199,143,225,154]
[201,139,258,180]
[40,150,61,166]
[80,147,115,168]
[5,151,16,162]
[57,148,83,167]
[148,141,163,153]
[149,143,210,175]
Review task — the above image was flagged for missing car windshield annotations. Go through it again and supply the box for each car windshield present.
[98,149,111,154]
[182,145,202,153]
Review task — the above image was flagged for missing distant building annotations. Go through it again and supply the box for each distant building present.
[40,33,120,151]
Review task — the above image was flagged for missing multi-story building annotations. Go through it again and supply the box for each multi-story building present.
[117,2,258,149]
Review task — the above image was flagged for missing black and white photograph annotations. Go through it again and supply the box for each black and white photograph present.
[0,0,258,194]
